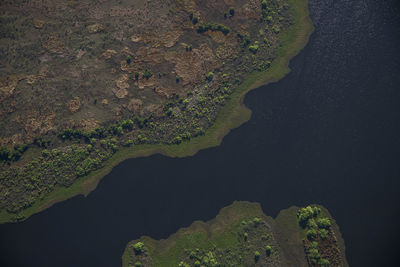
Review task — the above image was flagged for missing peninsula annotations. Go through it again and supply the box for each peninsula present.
[122,202,348,267]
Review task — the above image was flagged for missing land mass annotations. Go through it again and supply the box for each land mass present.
[122,201,348,267]
[0,0,313,223]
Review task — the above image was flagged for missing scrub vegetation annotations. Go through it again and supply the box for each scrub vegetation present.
[297,206,344,266]
[0,0,313,223]
[122,202,348,267]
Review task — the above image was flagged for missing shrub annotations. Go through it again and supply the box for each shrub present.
[253,217,262,226]
[306,229,317,240]
[143,69,153,79]
[311,241,318,249]
[192,16,199,24]
[317,218,331,229]
[319,258,330,267]
[194,261,201,267]
[308,248,321,264]
[134,72,139,80]
[297,206,318,228]
[265,245,272,256]
[189,251,197,259]
[126,55,132,64]
[14,144,28,154]
[237,33,250,47]
[319,229,329,239]
[307,218,317,229]
[244,232,248,241]
[313,206,321,216]
[206,72,214,81]
[202,252,219,266]
[134,262,142,267]
[262,0,268,9]
[135,117,147,128]
[174,136,182,144]
[229,7,235,16]
[133,242,145,254]
[249,43,259,54]
[197,23,230,35]
[121,119,134,130]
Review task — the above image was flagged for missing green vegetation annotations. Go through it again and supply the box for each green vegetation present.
[297,206,335,265]
[262,0,268,9]
[229,7,235,17]
[126,55,132,64]
[205,72,214,82]
[265,245,272,256]
[133,242,145,254]
[143,69,153,79]
[249,42,259,54]
[122,202,281,267]
[122,202,348,267]
[196,23,230,35]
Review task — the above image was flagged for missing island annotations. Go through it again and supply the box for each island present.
[0,0,313,223]
[122,202,348,267]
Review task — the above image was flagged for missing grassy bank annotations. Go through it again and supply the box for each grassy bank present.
[0,0,313,224]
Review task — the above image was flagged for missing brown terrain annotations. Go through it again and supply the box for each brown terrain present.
[0,0,295,218]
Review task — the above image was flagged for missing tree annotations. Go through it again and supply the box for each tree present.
[262,0,268,9]
[206,72,214,81]
[319,229,329,239]
[307,218,317,229]
[0,146,11,161]
[254,251,260,262]
[319,258,330,267]
[306,229,317,240]
[265,245,272,256]
[133,242,145,254]
[249,43,259,54]
[297,206,316,228]
[229,7,235,17]
[308,248,321,264]
[126,55,132,64]
[317,218,331,229]
[143,69,153,79]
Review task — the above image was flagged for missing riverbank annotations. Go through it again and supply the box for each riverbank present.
[0,0,313,224]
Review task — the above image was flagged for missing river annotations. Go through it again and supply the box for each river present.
[1,0,400,266]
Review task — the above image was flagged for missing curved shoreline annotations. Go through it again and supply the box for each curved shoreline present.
[0,0,314,224]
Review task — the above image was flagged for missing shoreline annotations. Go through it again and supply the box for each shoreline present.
[0,0,314,224]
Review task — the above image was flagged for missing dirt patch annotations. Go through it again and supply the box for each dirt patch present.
[66,97,81,113]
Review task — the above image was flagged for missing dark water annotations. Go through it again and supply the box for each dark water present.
[1,0,400,266]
